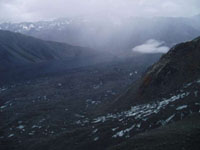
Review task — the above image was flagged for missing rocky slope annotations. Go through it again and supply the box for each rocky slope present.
[108,113,200,150]
[110,36,200,111]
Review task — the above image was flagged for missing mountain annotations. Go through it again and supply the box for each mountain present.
[102,36,200,150]
[0,30,112,85]
[84,36,200,150]
[0,16,200,53]
[0,30,97,67]
[108,36,200,111]
[137,37,200,100]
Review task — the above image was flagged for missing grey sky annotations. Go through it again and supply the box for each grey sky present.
[0,0,200,22]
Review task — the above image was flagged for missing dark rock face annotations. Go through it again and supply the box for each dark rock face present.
[100,37,200,150]
[138,37,200,101]
[110,37,200,111]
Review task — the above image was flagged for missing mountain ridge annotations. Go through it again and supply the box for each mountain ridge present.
[107,36,200,112]
[0,30,96,66]
[0,30,114,85]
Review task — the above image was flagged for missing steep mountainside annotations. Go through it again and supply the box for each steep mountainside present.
[138,37,200,100]
[110,36,200,111]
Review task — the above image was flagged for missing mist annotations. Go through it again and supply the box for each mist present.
[0,0,200,54]
[1,0,200,22]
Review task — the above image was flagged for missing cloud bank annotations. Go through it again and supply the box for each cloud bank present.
[132,39,169,54]
[0,0,200,22]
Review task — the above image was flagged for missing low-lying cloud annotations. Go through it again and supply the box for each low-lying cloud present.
[132,39,169,53]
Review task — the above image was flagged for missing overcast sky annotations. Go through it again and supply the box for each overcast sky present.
[0,0,200,22]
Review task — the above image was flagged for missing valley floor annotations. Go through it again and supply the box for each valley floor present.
[0,58,200,150]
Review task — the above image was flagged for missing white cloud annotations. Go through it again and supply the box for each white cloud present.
[132,39,169,53]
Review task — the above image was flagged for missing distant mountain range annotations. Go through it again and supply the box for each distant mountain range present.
[0,15,200,53]
[0,30,114,85]
[0,30,97,68]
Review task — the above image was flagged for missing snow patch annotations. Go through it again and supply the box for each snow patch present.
[8,134,14,138]
[17,125,25,130]
[92,92,190,124]
[165,114,175,123]
[194,91,198,97]
[92,129,98,134]
[0,105,7,109]
[176,105,188,110]
[94,137,99,141]
[112,127,119,131]
[32,125,42,129]
[112,125,135,138]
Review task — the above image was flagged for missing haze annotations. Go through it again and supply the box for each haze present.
[0,0,200,22]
